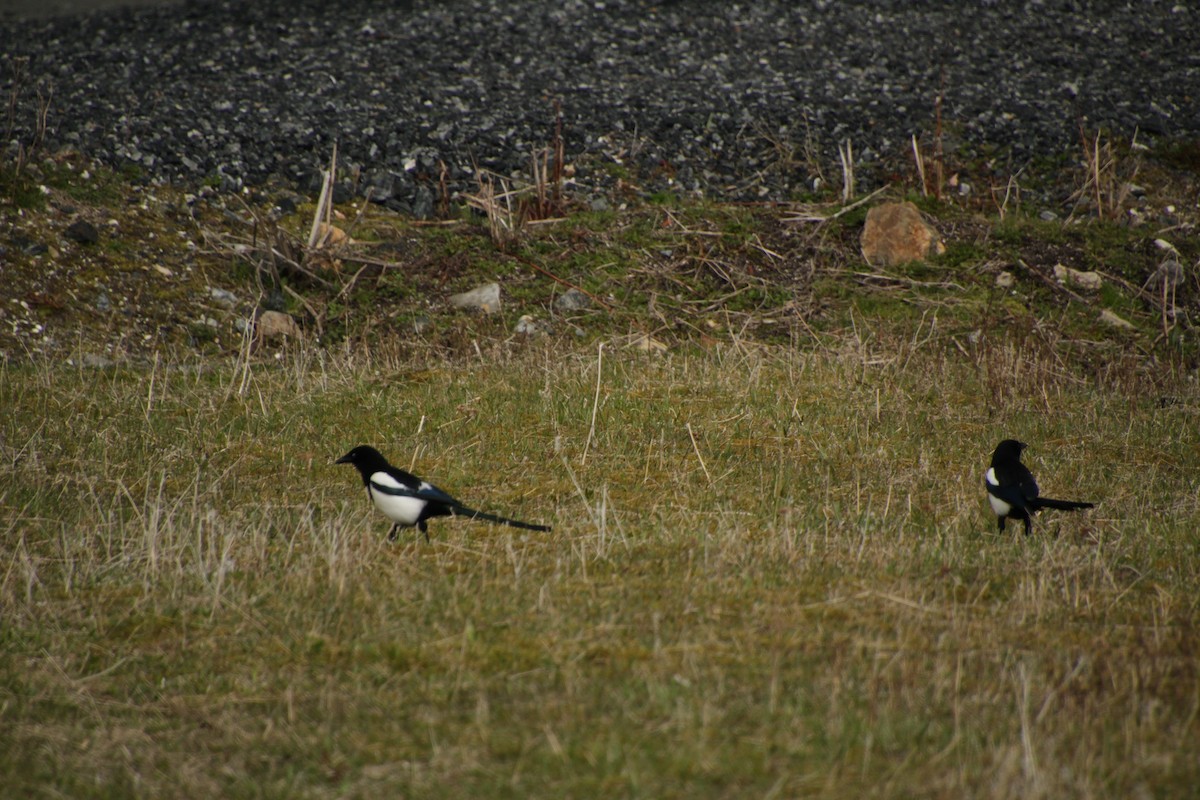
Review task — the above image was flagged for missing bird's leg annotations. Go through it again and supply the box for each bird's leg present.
[1023,517,1033,536]
[387,523,400,542]
[419,520,430,543]
[997,516,1006,533]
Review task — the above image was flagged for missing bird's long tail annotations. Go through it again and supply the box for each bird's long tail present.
[1032,497,1094,511]
[451,505,551,532]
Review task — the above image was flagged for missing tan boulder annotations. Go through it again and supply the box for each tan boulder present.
[256,310,301,342]
[860,202,943,267]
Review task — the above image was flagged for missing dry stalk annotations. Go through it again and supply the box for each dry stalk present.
[464,170,520,249]
[1069,126,1140,221]
[991,171,1022,220]
[838,138,855,203]
[580,342,605,466]
[307,142,338,249]
[912,135,928,197]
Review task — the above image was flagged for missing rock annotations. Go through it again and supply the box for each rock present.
[1147,258,1184,290]
[78,353,116,369]
[13,234,47,256]
[860,201,943,267]
[1053,263,1103,291]
[554,287,592,312]
[995,271,1015,288]
[1099,309,1135,330]
[208,287,238,309]
[256,310,300,341]
[629,334,668,352]
[315,222,350,247]
[276,194,300,215]
[411,185,435,220]
[64,219,99,245]
[95,291,112,312]
[514,315,538,335]
[450,282,501,314]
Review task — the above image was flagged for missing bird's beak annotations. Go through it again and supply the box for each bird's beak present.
[335,453,352,464]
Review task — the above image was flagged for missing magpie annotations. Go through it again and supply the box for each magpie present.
[985,439,1094,535]
[335,445,551,541]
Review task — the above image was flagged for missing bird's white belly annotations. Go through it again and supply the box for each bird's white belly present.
[985,468,1012,516]
[988,494,1012,517]
[369,486,426,525]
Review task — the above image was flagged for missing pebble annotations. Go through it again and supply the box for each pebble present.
[554,288,592,312]
[208,287,238,309]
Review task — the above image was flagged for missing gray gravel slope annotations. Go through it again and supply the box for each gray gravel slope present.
[3,0,1197,211]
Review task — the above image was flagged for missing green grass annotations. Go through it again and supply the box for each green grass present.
[2,336,1198,798]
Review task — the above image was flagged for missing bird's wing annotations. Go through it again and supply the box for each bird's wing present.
[370,469,458,505]
[1013,464,1041,503]
[986,465,1034,511]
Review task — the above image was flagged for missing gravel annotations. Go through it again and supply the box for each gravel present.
[3,0,1197,211]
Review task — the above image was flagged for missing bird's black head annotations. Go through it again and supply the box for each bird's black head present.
[335,445,389,480]
[992,439,1028,464]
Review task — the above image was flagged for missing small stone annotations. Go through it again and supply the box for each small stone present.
[209,287,238,309]
[514,314,538,335]
[860,201,942,267]
[450,282,501,314]
[630,334,668,352]
[65,219,99,245]
[256,310,300,341]
[1039,210,1058,222]
[1147,258,1184,290]
[315,222,350,247]
[276,194,299,215]
[412,185,435,220]
[995,271,1015,288]
[79,353,116,369]
[1053,263,1103,291]
[412,316,431,335]
[95,292,112,312]
[1099,309,1135,330]
[554,287,592,312]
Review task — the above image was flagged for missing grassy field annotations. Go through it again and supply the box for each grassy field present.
[3,332,1198,798]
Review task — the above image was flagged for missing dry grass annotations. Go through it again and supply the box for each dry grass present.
[2,334,1198,798]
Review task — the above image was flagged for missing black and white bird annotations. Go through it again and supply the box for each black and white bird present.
[336,445,551,541]
[985,439,1094,535]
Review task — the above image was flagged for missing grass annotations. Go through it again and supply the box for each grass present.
[3,334,1199,799]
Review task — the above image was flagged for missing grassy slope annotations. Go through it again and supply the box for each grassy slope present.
[3,137,1200,797]
[3,336,1198,798]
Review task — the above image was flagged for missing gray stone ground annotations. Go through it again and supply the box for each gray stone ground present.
[0,0,177,18]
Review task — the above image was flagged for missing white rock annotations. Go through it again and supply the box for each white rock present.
[450,282,501,314]
[209,287,238,309]
[1053,263,1103,291]
[1099,309,1135,330]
